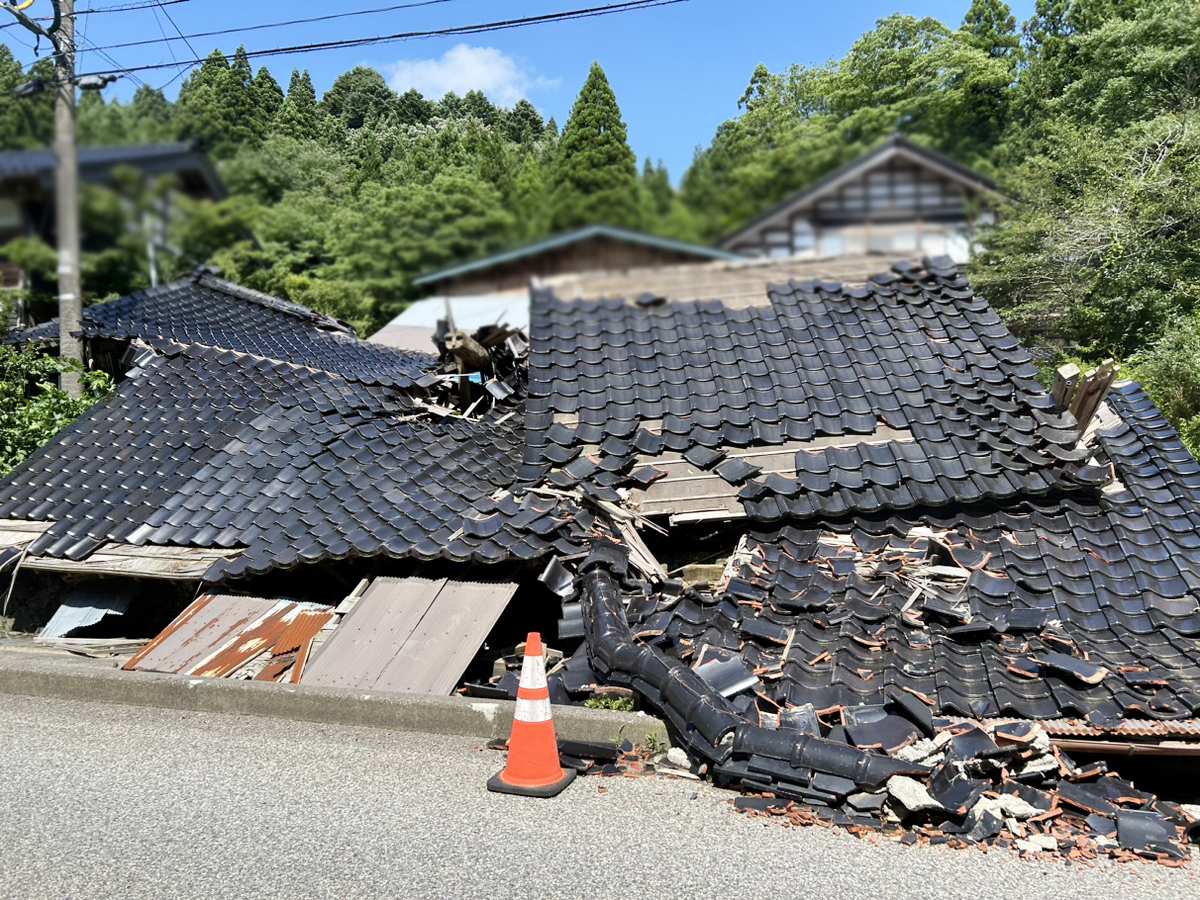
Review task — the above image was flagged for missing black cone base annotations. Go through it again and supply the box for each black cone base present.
[487,766,576,798]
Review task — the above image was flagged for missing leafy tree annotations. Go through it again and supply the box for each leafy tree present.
[274,70,321,141]
[462,89,497,125]
[970,112,1200,356]
[396,88,433,126]
[513,153,548,241]
[175,48,262,157]
[0,344,112,477]
[548,62,641,231]
[78,93,128,146]
[252,66,284,125]
[505,99,544,144]
[1127,314,1200,457]
[128,85,174,142]
[322,67,395,130]
[962,0,1021,58]
[470,123,515,204]
[0,51,54,149]
[323,170,514,321]
[641,158,673,221]
[435,91,466,119]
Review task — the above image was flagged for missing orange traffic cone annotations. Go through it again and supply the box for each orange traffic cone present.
[487,632,576,797]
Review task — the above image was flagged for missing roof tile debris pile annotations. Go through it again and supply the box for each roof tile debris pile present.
[578,549,1199,863]
[521,257,1200,861]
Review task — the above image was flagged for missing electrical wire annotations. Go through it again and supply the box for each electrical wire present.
[82,0,453,53]
[1,0,189,30]
[148,3,179,65]
[152,0,199,63]
[75,0,691,78]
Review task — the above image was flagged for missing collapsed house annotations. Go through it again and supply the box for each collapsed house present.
[4,259,1200,859]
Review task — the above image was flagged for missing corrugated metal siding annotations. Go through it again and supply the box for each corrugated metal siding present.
[301,577,446,689]
[301,577,517,694]
[37,582,137,640]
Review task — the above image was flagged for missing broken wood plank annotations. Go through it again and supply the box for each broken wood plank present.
[1051,363,1081,409]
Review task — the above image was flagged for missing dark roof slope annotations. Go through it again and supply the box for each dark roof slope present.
[0,142,226,199]
[0,342,567,581]
[524,257,1104,519]
[523,260,1200,723]
[634,383,1200,721]
[12,271,434,389]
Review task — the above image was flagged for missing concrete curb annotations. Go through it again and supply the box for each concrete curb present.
[0,646,671,747]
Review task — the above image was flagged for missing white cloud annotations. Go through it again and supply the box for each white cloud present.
[382,44,558,107]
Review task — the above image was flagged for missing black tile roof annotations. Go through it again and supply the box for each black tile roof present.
[527,259,1200,724]
[0,342,570,580]
[525,259,1101,514]
[10,271,434,389]
[615,381,1200,721]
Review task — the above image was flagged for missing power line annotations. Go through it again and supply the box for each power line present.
[0,0,190,27]
[83,0,454,54]
[75,0,690,78]
[152,0,199,62]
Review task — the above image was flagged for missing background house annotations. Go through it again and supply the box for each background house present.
[0,142,226,325]
[717,133,1003,262]
[371,224,743,352]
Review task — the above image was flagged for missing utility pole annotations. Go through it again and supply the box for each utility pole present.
[5,0,84,398]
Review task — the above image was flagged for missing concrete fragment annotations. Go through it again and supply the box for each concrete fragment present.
[971,794,1042,821]
[666,747,690,767]
[1016,834,1058,853]
[894,737,937,763]
[887,775,944,814]
[1012,752,1058,779]
[1028,724,1052,756]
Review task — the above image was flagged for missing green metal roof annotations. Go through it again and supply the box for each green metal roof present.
[412,224,744,286]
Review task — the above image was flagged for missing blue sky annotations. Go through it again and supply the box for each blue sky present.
[5,0,1036,180]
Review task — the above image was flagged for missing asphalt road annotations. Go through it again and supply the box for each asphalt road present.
[0,695,1196,900]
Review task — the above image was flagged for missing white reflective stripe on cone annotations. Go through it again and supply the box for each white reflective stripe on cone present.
[519,650,548,690]
[514,695,553,723]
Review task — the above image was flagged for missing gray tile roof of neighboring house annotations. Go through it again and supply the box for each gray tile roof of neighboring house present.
[11,269,434,389]
[412,224,744,287]
[0,142,226,199]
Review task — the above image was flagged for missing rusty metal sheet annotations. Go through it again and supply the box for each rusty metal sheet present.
[273,610,333,656]
[124,595,276,673]
[194,605,296,678]
[254,655,297,683]
[300,577,447,689]
[1036,718,1200,738]
[300,577,517,694]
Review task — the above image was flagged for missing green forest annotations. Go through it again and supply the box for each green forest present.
[2,0,1200,448]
